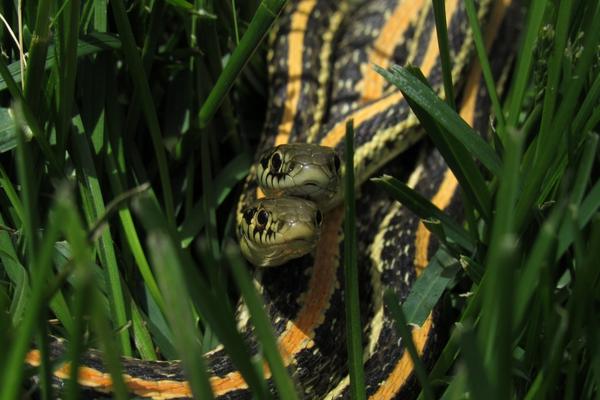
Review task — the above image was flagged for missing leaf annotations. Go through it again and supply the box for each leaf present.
[376,64,502,175]
[0,33,121,91]
[401,249,459,326]
[0,108,16,153]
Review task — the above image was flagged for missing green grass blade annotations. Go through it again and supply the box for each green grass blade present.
[54,0,81,157]
[22,0,52,114]
[0,202,60,400]
[133,195,271,399]
[0,165,24,228]
[401,249,460,326]
[198,0,287,127]
[377,65,502,175]
[478,129,523,400]
[226,247,298,400]
[371,175,475,251]
[377,65,493,219]
[109,0,175,222]
[458,324,493,399]
[71,120,131,356]
[343,120,366,400]
[505,0,548,126]
[515,2,600,229]
[570,133,598,205]
[513,205,562,329]
[0,108,17,153]
[89,291,129,400]
[464,0,506,138]
[533,0,573,166]
[571,72,600,136]
[0,33,121,91]
[0,63,62,177]
[179,153,251,247]
[0,219,29,325]
[385,289,434,400]
[432,0,455,109]
[198,122,221,287]
[148,231,215,400]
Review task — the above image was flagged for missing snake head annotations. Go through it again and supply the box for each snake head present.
[238,197,323,267]
[257,144,341,210]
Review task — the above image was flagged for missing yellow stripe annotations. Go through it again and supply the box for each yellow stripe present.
[274,0,318,146]
[319,0,459,150]
[414,169,459,272]
[371,2,512,397]
[360,0,425,103]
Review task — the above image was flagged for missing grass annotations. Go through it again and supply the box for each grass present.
[0,0,599,399]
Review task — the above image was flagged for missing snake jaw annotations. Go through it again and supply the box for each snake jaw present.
[239,197,322,267]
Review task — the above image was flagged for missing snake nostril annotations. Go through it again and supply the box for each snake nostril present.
[315,210,323,226]
[260,156,269,170]
[333,154,341,173]
[244,208,256,225]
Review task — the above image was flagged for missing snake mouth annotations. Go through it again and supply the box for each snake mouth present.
[239,197,322,267]
[239,234,318,267]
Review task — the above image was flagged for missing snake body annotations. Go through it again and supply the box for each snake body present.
[25,0,521,398]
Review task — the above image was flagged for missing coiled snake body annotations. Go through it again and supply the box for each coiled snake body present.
[26,0,521,398]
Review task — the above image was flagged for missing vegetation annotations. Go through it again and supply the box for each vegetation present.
[0,0,598,399]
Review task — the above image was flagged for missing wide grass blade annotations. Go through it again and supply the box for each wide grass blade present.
[376,65,493,220]
[226,247,298,400]
[133,195,270,399]
[148,231,215,400]
[376,65,502,175]
[372,175,475,251]
[401,249,459,326]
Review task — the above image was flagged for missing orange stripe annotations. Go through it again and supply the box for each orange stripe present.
[371,1,512,396]
[278,206,343,357]
[361,0,425,102]
[27,348,262,398]
[320,0,458,149]
[369,315,433,399]
[320,91,403,147]
[274,0,318,146]
[414,170,459,273]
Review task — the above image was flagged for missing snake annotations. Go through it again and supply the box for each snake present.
[25,0,521,398]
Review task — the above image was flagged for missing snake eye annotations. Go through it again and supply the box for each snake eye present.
[257,209,269,226]
[333,154,341,173]
[315,210,323,226]
[270,152,282,173]
[243,208,256,225]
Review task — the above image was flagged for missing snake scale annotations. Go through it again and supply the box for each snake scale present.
[25,0,522,398]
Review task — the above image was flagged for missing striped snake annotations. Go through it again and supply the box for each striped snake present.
[26,0,521,398]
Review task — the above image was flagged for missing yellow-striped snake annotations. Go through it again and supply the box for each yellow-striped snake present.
[25,0,521,398]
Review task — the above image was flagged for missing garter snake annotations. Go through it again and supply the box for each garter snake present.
[25,0,522,398]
